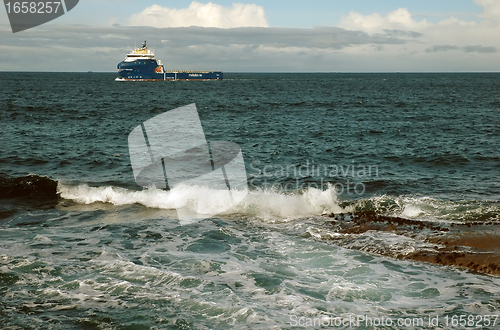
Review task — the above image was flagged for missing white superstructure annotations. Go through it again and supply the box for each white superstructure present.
[123,41,156,62]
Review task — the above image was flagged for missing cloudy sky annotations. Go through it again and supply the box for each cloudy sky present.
[1,0,499,72]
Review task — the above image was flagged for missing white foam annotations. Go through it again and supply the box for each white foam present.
[229,186,348,220]
[401,204,423,218]
[57,183,176,209]
[57,183,347,220]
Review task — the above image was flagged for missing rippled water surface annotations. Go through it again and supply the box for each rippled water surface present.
[1,72,500,329]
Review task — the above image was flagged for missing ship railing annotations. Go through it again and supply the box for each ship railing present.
[164,70,213,73]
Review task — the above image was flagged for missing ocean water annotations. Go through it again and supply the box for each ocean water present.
[1,72,500,329]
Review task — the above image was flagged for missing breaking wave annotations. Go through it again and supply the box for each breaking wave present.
[57,182,347,220]
[2,173,496,223]
[57,181,500,223]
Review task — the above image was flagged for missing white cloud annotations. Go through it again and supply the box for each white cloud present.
[475,0,500,24]
[128,2,269,28]
[336,2,500,63]
[338,8,429,34]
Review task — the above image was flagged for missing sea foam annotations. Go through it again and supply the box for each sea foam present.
[57,182,347,220]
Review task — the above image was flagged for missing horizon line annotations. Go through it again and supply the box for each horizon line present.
[1,71,500,74]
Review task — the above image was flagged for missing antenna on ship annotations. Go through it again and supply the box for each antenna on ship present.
[142,40,146,49]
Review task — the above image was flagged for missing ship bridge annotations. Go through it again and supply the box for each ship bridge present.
[123,40,156,62]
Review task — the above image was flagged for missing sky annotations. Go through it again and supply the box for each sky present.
[0,0,499,72]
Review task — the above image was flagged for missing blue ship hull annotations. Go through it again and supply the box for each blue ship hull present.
[117,59,222,81]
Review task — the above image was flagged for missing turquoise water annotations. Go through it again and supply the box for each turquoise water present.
[1,72,500,329]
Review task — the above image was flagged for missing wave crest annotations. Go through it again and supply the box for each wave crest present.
[57,183,347,220]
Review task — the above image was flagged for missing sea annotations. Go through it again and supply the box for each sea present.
[1,72,500,329]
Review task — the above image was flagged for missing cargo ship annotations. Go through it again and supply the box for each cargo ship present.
[116,41,222,81]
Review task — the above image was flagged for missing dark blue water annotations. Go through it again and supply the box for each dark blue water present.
[1,72,500,329]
